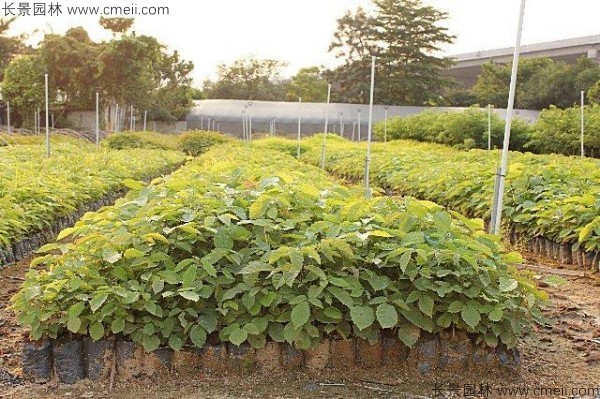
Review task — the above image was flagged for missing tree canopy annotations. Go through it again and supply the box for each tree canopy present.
[327,0,454,105]
[0,18,194,127]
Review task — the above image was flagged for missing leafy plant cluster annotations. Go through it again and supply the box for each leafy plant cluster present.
[263,137,600,253]
[176,131,232,157]
[104,132,179,151]
[11,144,544,353]
[0,142,186,252]
[373,107,531,151]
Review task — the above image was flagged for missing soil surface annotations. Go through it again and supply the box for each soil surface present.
[1,255,600,399]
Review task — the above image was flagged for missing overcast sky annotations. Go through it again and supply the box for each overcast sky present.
[5,0,600,86]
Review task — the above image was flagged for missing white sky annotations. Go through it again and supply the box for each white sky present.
[5,0,600,86]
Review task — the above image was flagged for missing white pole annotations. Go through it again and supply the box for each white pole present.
[340,113,344,137]
[95,91,99,146]
[358,109,362,141]
[242,110,246,141]
[130,105,133,131]
[6,101,10,133]
[581,90,585,157]
[45,73,50,157]
[115,104,119,132]
[200,115,204,130]
[144,110,147,132]
[352,120,356,141]
[384,106,388,142]
[248,103,253,141]
[133,116,136,131]
[297,97,302,158]
[488,104,492,151]
[491,0,526,235]
[365,56,376,199]
[320,83,332,169]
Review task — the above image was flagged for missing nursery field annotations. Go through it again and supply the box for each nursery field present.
[1,136,600,398]
[0,141,186,266]
[256,136,600,269]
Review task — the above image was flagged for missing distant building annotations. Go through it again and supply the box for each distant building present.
[187,99,540,138]
[445,34,600,88]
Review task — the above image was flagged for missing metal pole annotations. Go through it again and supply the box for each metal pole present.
[130,105,133,131]
[95,91,99,146]
[365,56,376,199]
[340,113,344,137]
[6,101,10,133]
[358,109,362,141]
[248,102,253,141]
[115,104,119,132]
[490,0,526,235]
[45,73,50,157]
[242,110,246,141]
[488,104,492,151]
[320,83,332,169]
[133,116,136,131]
[144,110,147,132]
[352,120,356,141]
[51,113,54,129]
[581,90,585,157]
[200,115,204,130]
[208,117,211,131]
[384,106,388,142]
[297,97,302,158]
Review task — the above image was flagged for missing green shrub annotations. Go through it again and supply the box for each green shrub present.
[374,107,531,151]
[105,133,145,150]
[105,132,178,150]
[177,131,232,156]
[10,145,544,352]
[526,105,600,157]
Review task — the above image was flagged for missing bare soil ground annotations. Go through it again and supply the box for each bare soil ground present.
[2,254,600,399]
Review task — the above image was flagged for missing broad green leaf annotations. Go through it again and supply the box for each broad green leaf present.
[418,296,434,317]
[461,305,481,328]
[169,335,183,351]
[291,301,310,328]
[89,322,105,341]
[350,305,375,331]
[488,309,504,322]
[398,324,420,347]
[190,325,207,348]
[229,326,248,346]
[90,293,108,313]
[376,303,398,329]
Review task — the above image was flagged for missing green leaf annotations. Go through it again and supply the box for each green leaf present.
[229,326,248,346]
[350,305,375,331]
[447,301,463,313]
[124,248,145,259]
[436,313,453,328]
[68,302,85,319]
[190,325,207,348]
[324,306,342,320]
[142,335,161,352]
[214,228,234,250]
[398,324,420,347]
[90,293,109,313]
[461,305,481,329]
[418,296,434,317]
[376,303,398,329]
[328,286,354,308]
[488,309,504,322]
[89,322,105,341]
[499,277,518,292]
[102,248,122,264]
[169,335,183,351]
[111,318,126,334]
[291,301,311,328]
[179,291,200,302]
[67,317,82,333]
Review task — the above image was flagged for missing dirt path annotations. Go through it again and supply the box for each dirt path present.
[1,257,600,398]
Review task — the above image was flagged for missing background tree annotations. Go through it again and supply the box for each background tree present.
[0,18,27,82]
[99,17,134,37]
[285,66,328,102]
[472,57,600,109]
[203,57,288,101]
[328,0,454,105]
[1,54,45,127]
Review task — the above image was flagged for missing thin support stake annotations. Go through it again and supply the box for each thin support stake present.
[95,91,99,146]
[490,0,526,235]
[44,73,50,157]
[488,104,492,151]
[321,84,332,169]
[297,97,302,159]
[581,90,585,157]
[365,56,376,199]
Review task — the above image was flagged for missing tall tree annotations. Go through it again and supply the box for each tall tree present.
[285,66,328,102]
[203,57,288,101]
[0,17,26,82]
[328,1,454,105]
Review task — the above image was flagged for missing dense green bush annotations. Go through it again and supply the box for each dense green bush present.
[526,105,600,157]
[11,145,544,352]
[374,107,531,151]
[176,131,232,156]
[104,132,178,150]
